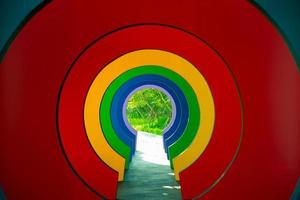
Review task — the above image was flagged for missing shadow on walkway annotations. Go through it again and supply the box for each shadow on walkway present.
[117,132,181,200]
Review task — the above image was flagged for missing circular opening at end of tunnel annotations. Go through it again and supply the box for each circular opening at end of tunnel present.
[124,85,176,136]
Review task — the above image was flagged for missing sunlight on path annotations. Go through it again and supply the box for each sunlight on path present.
[117,131,181,200]
[136,131,170,166]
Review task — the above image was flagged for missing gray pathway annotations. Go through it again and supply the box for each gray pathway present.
[117,132,181,200]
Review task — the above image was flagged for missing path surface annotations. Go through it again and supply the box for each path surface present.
[117,131,181,200]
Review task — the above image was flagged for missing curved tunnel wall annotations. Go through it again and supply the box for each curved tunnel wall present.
[0,1,299,200]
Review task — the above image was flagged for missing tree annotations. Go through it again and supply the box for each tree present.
[126,88,172,135]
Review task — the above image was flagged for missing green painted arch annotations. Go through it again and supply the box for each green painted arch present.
[100,65,200,168]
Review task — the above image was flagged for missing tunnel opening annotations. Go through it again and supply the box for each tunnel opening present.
[126,87,174,136]
[126,87,173,165]
[117,87,181,199]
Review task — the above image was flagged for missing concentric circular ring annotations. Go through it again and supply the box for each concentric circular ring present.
[58,24,242,198]
[84,50,215,180]
[103,69,191,164]
[108,73,184,157]
[120,75,187,153]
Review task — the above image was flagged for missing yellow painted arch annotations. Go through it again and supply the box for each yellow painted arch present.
[84,49,215,181]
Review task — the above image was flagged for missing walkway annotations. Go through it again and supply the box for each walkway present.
[117,131,181,199]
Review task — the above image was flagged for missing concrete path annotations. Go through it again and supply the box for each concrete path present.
[117,131,181,200]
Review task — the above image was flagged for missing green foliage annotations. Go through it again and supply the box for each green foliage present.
[126,88,172,135]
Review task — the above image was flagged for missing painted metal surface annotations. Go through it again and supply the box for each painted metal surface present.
[0,1,299,199]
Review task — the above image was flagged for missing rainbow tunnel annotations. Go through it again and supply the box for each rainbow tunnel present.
[0,1,299,200]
